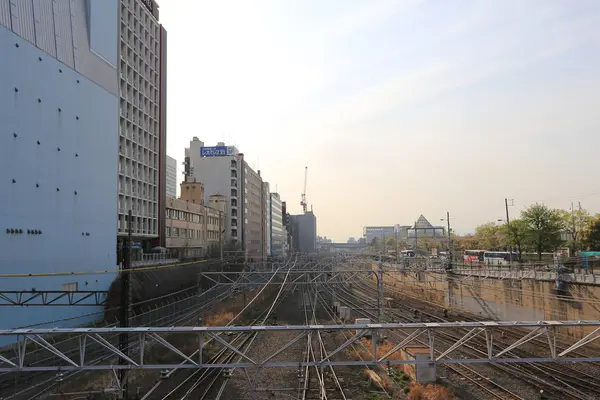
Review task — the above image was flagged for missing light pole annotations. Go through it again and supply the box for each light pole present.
[505,198,514,264]
[440,212,453,270]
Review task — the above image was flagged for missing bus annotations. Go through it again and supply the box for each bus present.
[463,250,485,265]
[400,250,415,258]
[483,251,517,266]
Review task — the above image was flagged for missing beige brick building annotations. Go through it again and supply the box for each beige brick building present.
[165,182,226,258]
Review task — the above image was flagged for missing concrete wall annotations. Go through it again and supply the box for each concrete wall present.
[385,270,600,340]
[0,9,118,343]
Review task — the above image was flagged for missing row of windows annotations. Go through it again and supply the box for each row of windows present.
[166,227,220,241]
[167,208,202,223]
[166,208,223,227]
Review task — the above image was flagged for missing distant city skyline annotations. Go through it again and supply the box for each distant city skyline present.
[161,1,600,242]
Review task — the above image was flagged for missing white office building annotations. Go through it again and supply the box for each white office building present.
[166,155,177,198]
[117,0,167,251]
[185,138,240,244]
[270,193,286,258]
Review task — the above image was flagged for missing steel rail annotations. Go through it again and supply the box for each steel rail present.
[344,275,590,400]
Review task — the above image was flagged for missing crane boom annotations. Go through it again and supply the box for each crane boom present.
[300,166,308,213]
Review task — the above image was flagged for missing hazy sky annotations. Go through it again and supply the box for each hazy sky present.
[160,0,600,242]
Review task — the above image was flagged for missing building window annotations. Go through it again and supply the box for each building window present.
[166,227,171,237]
[62,282,78,292]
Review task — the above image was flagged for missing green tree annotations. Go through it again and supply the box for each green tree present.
[583,215,600,250]
[558,208,591,253]
[454,234,479,251]
[386,236,396,249]
[521,204,564,260]
[474,222,505,250]
[504,219,528,261]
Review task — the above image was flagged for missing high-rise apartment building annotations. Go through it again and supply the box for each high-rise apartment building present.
[166,155,177,198]
[270,193,286,258]
[185,138,268,261]
[117,0,167,252]
[0,1,119,340]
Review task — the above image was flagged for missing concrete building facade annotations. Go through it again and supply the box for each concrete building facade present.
[363,226,396,244]
[244,165,265,261]
[185,138,240,246]
[263,181,271,257]
[270,193,286,258]
[185,139,268,261]
[165,192,224,259]
[290,212,317,253]
[117,0,167,252]
[0,0,119,338]
[166,155,177,198]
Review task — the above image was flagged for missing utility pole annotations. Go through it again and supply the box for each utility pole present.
[119,210,132,399]
[505,198,513,264]
[219,210,224,266]
[395,225,399,263]
[414,221,418,251]
[446,211,452,270]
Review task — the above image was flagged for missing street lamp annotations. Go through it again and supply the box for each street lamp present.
[440,212,453,269]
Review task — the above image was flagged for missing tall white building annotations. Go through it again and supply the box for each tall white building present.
[117,0,167,252]
[185,138,239,244]
[185,138,269,260]
[0,0,119,340]
[166,155,177,198]
[270,193,285,258]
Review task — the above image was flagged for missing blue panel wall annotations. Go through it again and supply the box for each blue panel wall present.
[0,27,117,344]
[89,0,118,67]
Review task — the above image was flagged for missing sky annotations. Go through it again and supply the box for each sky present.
[160,0,600,242]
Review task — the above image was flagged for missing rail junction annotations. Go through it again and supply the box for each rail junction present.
[1,255,600,399]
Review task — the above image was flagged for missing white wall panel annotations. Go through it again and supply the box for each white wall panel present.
[32,0,56,57]
[52,0,74,67]
[0,0,11,29]
[10,0,35,44]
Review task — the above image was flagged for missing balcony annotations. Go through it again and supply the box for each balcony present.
[231,199,237,208]
[231,189,237,198]
[231,229,237,238]
[231,171,237,178]
[231,179,237,188]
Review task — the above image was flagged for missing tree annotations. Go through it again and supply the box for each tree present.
[454,234,479,251]
[417,237,442,252]
[521,204,564,260]
[583,215,600,251]
[504,219,528,261]
[558,208,591,253]
[474,222,505,250]
[386,236,396,249]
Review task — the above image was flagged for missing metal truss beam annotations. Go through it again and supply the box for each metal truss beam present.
[1,321,599,372]
[0,290,108,306]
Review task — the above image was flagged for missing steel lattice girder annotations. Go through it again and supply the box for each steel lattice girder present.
[0,291,108,306]
[1,321,600,372]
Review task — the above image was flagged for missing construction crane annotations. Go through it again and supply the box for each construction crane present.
[300,166,308,213]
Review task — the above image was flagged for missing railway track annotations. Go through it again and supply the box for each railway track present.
[373,271,600,396]
[0,284,233,400]
[339,271,600,399]
[148,257,299,400]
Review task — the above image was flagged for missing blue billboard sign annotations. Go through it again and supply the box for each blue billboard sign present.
[200,146,234,157]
